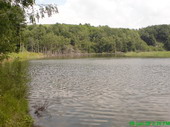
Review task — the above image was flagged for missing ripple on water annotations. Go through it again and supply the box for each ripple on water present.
[29,58,170,127]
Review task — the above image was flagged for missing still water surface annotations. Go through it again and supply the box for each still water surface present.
[29,58,170,127]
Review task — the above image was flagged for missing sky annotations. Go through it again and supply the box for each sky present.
[36,0,170,29]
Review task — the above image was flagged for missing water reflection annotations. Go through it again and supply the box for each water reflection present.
[29,58,170,127]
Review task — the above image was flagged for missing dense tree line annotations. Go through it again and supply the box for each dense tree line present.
[0,0,170,56]
[139,25,170,50]
[22,24,168,55]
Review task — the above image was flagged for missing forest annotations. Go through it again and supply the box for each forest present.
[1,0,170,57]
[20,24,170,54]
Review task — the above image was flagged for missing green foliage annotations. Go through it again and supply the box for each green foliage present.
[139,25,170,50]
[0,61,33,127]
[8,52,43,60]
[0,0,25,54]
[24,24,159,54]
[0,0,58,56]
[125,51,170,58]
[5,0,35,7]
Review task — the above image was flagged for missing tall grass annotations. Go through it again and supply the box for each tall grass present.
[0,60,33,127]
[125,51,170,58]
[0,52,43,63]
[8,52,43,60]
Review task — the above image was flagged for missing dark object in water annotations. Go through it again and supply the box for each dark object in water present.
[34,100,49,117]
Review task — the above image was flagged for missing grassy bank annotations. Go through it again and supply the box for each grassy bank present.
[8,52,44,60]
[125,51,170,58]
[0,61,33,127]
[0,52,43,127]
[0,52,43,63]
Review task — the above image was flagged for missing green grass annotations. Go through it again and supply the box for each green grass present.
[0,52,43,63]
[125,51,170,58]
[8,52,43,60]
[0,61,33,127]
[0,52,43,127]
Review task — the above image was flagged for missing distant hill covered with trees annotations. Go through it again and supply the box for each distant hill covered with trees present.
[22,24,170,54]
[1,1,170,56]
[139,25,170,50]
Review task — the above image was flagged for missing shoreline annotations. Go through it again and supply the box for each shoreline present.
[37,51,170,59]
[1,51,170,64]
[0,60,34,127]
[124,51,170,58]
[0,52,44,127]
[0,52,44,64]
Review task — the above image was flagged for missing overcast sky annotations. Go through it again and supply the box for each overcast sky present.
[36,0,170,29]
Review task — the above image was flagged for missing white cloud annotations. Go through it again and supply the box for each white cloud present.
[38,0,170,28]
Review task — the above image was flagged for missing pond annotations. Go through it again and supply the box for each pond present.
[28,58,170,127]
